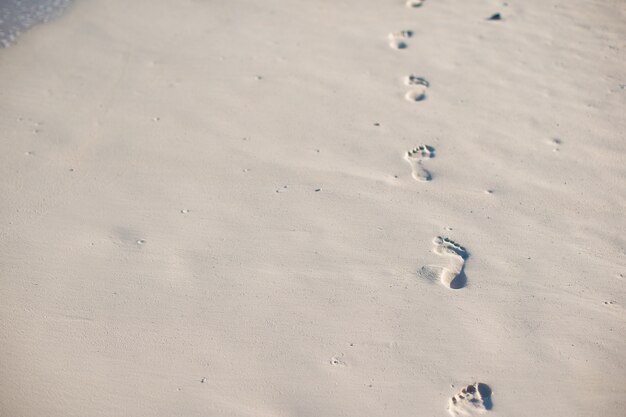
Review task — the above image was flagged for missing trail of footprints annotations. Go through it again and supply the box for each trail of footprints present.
[385,4,493,415]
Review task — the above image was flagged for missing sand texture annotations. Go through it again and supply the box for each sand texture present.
[1,0,625,416]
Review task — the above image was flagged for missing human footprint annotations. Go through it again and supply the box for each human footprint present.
[419,236,468,289]
[448,383,493,416]
[404,145,435,182]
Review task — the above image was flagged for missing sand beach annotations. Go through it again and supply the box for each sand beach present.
[1,1,625,416]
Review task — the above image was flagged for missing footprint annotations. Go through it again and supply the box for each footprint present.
[404,145,435,182]
[405,75,429,102]
[405,75,430,87]
[390,30,413,39]
[419,236,468,289]
[389,38,407,49]
[547,137,561,152]
[406,0,425,7]
[388,30,413,49]
[448,383,492,416]
[405,87,427,102]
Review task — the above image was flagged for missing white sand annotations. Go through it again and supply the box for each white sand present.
[1,0,625,416]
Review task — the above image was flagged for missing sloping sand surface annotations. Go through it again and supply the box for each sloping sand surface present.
[1,1,625,416]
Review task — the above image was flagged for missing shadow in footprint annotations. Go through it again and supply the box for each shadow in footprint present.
[406,0,425,7]
[405,74,430,87]
[405,88,427,102]
[448,244,469,289]
[477,383,493,410]
[449,268,467,290]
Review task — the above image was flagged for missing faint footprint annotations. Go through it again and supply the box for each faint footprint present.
[419,236,468,289]
[404,145,435,182]
[547,137,561,152]
[406,0,425,7]
[448,383,492,416]
[111,227,147,248]
[388,30,413,49]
